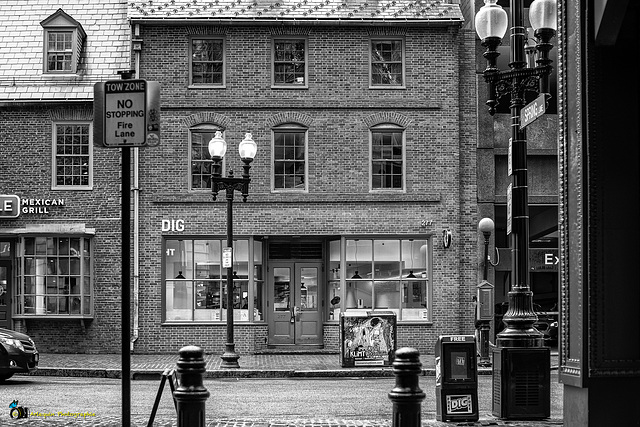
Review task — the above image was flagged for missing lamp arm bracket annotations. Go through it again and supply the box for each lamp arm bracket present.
[483,65,553,111]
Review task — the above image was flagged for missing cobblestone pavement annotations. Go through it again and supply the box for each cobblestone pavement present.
[8,415,563,427]
[11,351,561,426]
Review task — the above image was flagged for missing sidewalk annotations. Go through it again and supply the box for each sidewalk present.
[31,350,559,379]
[17,350,562,427]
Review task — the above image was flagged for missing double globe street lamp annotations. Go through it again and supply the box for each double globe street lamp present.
[475,0,556,419]
[209,131,258,368]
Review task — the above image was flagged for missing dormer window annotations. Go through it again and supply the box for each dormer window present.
[41,9,86,74]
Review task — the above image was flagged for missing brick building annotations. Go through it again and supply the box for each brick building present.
[0,0,130,353]
[1,0,480,356]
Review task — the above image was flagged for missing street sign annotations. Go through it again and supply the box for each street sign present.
[506,184,512,235]
[222,247,232,268]
[93,79,160,147]
[520,94,546,129]
[507,138,512,176]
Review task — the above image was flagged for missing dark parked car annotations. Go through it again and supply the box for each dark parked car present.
[0,328,38,381]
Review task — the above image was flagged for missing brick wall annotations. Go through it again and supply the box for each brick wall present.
[0,21,478,355]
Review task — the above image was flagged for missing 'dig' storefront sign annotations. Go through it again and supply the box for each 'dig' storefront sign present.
[93,79,160,147]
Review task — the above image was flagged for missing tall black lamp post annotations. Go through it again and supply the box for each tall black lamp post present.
[475,0,556,419]
[209,131,257,368]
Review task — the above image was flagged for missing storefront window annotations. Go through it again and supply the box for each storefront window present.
[330,237,431,322]
[16,236,93,318]
[164,238,263,323]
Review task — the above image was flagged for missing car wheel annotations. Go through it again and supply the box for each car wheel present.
[0,373,14,381]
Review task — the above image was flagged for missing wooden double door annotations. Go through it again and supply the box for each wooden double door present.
[268,262,322,346]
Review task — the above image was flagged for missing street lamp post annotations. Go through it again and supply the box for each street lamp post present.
[477,217,496,367]
[475,0,556,419]
[209,131,257,368]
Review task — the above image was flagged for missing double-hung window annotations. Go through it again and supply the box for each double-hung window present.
[190,37,225,87]
[370,38,405,87]
[190,125,224,190]
[272,124,308,191]
[371,124,405,190]
[41,9,86,74]
[53,123,92,189]
[272,38,307,88]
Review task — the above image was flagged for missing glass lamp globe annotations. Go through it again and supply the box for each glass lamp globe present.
[208,131,227,159]
[475,0,508,41]
[478,217,496,235]
[238,133,257,160]
[529,0,557,32]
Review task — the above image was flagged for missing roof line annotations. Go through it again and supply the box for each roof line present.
[128,17,463,26]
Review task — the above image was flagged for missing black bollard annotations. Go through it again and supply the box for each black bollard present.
[173,346,210,427]
[388,347,426,427]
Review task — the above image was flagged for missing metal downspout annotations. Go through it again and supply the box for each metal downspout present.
[130,23,141,351]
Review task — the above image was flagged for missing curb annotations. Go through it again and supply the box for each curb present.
[26,365,555,380]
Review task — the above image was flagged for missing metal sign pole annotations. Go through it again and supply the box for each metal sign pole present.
[122,145,131,427]
[117,69,134,427]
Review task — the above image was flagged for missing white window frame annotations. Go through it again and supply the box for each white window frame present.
[271,37,309,89]
[369,124,406,192]
[271,124,309,192]
[52,122,93,190]
[327,236,433,323]
[189,124,226,190]
[189,36,226,88]
[14,236,94,319]
[369,37,406,89]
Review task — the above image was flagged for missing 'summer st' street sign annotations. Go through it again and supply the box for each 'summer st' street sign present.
[93,79,160,147]
[520,94,546,129]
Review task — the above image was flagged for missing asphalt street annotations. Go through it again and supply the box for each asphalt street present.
[2,373,563,426]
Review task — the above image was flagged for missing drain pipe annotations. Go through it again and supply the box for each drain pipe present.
[130,23,141,352]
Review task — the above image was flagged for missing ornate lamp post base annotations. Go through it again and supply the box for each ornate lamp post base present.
[220,346,240,368]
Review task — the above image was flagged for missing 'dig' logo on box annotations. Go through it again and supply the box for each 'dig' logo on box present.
[446,394,473,414]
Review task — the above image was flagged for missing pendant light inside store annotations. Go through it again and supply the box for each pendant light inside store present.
[406,239,416,278]
[351,239,362,279]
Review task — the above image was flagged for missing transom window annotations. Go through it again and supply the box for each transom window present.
[371,124,405,190]
[328,238,432,322]
[190,37,225,86]
[53,123,92,189]
[272,124,308,191]
[272,38,307,87]
[15,236,93,318]
[163,238,264,323]
[370,38,405,87]
[190,125,224,190]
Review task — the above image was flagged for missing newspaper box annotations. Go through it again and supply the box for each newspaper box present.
[435,335,479,422]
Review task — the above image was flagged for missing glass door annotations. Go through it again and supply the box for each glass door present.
[269,262,322,345]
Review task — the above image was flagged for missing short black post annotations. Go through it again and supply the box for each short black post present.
[388,347,426,427]
[173,346,210,427]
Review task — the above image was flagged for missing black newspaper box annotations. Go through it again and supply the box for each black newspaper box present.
[435,335,479,422]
